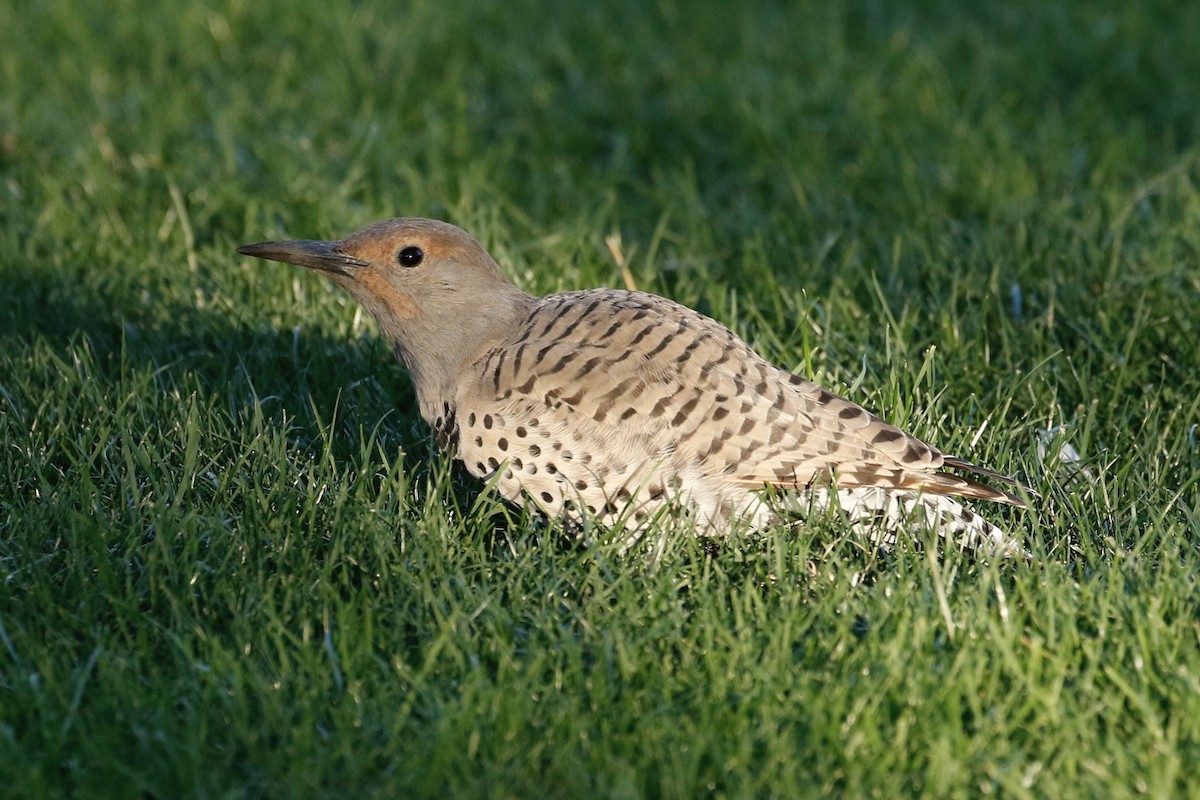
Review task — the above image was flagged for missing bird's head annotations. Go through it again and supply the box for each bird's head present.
[237,217,534,417]
[238,217,522,322]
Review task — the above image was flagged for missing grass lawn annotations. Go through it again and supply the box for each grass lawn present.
[3,0,1200,797]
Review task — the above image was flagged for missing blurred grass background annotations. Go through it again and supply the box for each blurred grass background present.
[2,0,1199,797]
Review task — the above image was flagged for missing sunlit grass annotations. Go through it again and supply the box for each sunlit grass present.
[2,1,1198,797]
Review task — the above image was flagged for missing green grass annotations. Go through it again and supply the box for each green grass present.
[3,0,1199,797]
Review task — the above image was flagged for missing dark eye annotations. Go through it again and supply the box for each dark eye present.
[397,246,424,267]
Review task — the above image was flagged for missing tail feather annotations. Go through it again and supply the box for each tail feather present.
[910,471,1027,508]
[831,467,1028,509]
[785,486,1030,559]
[939,456,1032,506]
[744,457,1031,510]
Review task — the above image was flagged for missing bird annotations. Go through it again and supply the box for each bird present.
[237,217,1030,556]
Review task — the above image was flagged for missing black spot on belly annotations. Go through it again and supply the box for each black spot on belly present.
[433,405,460,453]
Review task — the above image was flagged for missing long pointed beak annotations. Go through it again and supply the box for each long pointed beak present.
[236,239,368,277]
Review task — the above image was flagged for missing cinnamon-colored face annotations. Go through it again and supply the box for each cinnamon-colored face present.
[237,217,511,323]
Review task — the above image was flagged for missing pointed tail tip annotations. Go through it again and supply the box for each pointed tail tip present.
[941,455,1037,508]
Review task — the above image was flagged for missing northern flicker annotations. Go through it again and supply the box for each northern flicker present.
[238,218,1030,555]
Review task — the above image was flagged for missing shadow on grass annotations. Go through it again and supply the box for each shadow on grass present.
[1,262,438,471]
